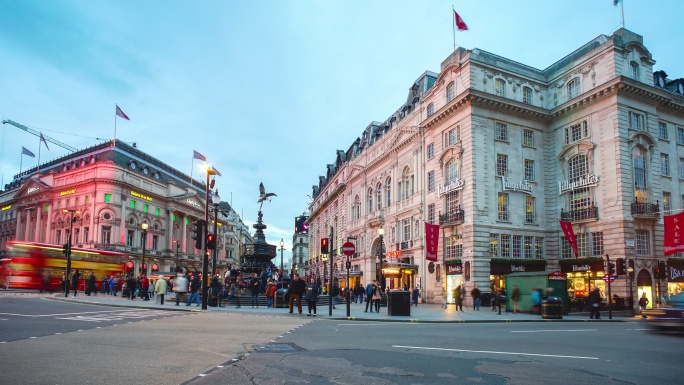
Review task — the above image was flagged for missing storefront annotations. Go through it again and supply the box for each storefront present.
[667,258,684,297]
[334,270,363,290]
[490,259,547,292]
[382,262,417,291]
[445,262,463,304]
[560,259,605,299]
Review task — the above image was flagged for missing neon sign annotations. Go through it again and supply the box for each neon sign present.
[130,190,153,201]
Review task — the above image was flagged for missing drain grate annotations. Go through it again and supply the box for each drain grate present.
[252,343,303,353]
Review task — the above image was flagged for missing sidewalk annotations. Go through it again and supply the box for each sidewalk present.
[47,293,632,323]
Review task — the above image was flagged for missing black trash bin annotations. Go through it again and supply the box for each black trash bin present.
[541,296,563,319]
[275,288,287,308]
[387,290,411,316]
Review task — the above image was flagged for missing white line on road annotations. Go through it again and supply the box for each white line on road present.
[393,345,599,360]
[511,329,597,333]
[0,310,139,317]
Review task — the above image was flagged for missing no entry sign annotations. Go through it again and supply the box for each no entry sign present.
[342,242,356,256]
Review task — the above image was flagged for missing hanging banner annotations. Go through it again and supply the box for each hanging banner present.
[664,212,684,256]
[425,222,439,262]
[559,220,579,258]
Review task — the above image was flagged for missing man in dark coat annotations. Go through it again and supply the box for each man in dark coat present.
[588,287,602,319]
[288,273,306,314]
[127,274,137,300]
[249,273,260,308]
[70,269,81,298]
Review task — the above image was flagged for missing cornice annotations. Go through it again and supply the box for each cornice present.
[308,182,347,220]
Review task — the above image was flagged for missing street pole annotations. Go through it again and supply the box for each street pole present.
[606,254,612,320]
[329,225,333,317]
[279,238,285,279]
[141,223,148,277]
[212,191,220,276]
[64,211,77,297]
[201,169,212,310]
[378,228,385,292]
[346,236,356,318]
[175,241,180,273]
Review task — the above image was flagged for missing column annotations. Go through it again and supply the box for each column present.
[118,192,127,245]
[45,203,53,244]
[90,192,96,244]
[181,214,187,254]
[35,205,42,243]
[24,209,31,242]
[167,210,174,250]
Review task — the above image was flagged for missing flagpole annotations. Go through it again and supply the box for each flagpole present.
[19,150,23,174]
[190,157,194,185]
[37,134,41,172]
[114,104,117,145]
[452,5,456,51]
[621,0,625,28]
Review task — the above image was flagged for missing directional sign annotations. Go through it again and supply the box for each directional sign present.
[342,242,356,256]
[602,274,615,282]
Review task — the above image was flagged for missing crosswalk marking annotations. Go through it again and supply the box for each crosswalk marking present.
[55,310,177,323]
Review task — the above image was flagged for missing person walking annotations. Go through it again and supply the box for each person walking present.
[110,274,119,296]
[141,274,150,301]
[372,283,382,312]
[249,273,260,308]
[638,292,650,318]
[588,286,601,320]
[288,273,306,315]
[411,286,420,307]
[454,285,463,312]
[471,286,481,311]
[331,279,340,309]
[174,273,188,306]
[70,269,81,298]
[305,277,320,316]
[155,275,168,305]
[531,288,542,315]
[511,285,521,314]
[101,275,109,295]
[364,281,375,312]
[225,283,241,308]
[86,272,96,296]
[354,283,364,304]
[186,274,201,306]
[265,279,276,308]
[497,287,506,315]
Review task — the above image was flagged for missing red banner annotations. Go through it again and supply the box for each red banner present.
[664,212,684,256]
[425,222,439,262]
[559,220,578,258]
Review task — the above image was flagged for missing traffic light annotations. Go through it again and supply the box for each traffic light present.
[616,258,626,276]
[192,220,205,249]
[321,238,329,254]
[608,261,615,276]
[206,233,216,250]
[659,261,667,280]
[654,265,661,280]
[62,243,69,256]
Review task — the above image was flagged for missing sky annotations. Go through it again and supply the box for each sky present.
[0,0,682,261]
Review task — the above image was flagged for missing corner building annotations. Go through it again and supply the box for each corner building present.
[307,29,684,309]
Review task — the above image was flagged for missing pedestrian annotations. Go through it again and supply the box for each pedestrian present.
[411,286,419,306]
[141,274,150,301]
[265,279,276,308]
[155,275,168,305]
[225,283,241,308]
[372,283,382,312]
[497,287,506,315]
[209,275,221,307]
[127,274,137,300]
[101,275,109,295]
[511,285,521,314]
[331,279,340,309]
[249,273,260,308]
[70,269,81,298]
[186,274,201,306]
[86,272,96,296]
[454,285,463,312]
[354,283,364,304]
[490,290,497,312]
[531,288,542,315]
[364,281,375,312]
[471,285,481,311]
[588,286,601,319]
[288,273,306,315]
[305,277,320,316]
[638,292,649,318]
[110,275,119,296]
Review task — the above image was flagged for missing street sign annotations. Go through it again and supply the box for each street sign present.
[342,242,356,256]
[602,274,615,282]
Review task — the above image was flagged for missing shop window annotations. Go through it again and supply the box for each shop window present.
[104,193,112,203]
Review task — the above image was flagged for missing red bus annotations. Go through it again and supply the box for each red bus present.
[4,241,130,292]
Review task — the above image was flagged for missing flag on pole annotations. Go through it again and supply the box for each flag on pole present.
[193,150,206,161]
[211,167,222,177]
[40,133,49,150]
[454,10,468,31]
[559,220,579,258]
[425,222,440,262]
[614,0,622,6]
[22,146,35,158]
[115,105,130,120]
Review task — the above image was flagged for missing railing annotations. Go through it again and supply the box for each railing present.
[439,208,465,225]
[631,200,660,216]
[560,204,599,221]
[400,240,413,250]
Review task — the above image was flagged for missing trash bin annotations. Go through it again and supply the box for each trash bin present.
[275,288,287,308]
[541,296,563,319]
[387,290,411,316]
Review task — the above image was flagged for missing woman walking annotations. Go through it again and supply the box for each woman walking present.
[305,278,320,316]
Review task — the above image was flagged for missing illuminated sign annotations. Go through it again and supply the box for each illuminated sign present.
[60,189,77,196]
[1,205,11,211]
[28,187,40,194]
[130,190,153,201]
[186,199,201,208]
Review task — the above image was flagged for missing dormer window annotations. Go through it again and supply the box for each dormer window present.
[446,82,455,102]
[495,79,506,97]
[630,61,640,81]
[567,78,580,99]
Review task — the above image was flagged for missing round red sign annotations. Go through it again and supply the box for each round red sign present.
[341,242,356,256]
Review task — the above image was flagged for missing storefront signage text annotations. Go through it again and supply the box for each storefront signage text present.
[446,264,463,275]
[572,264,591,272]
[670,265,684,282]
[511,265,526,272]
[548,271,567,280]
[28,187,40,194]
[558,174,599,195]
[1,205,11,211]
[386,250,402,257]
[186,199,201,208]
[438,178,466,196]
[59,189,76,196]
[130,190,153,201]
[501,177,532,194]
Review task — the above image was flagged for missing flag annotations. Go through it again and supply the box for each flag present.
[454,10,468,31]
[211,167,222,177]
[40,133,49,150]
[614,0,622,6]
[425,222,440,262]
[22,146,35,158]
[193,150,206,161]
[559,220,579,258]
[115,105,130,120]
[664,212,684,256]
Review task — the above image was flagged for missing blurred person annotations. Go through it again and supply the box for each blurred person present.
[497,287,506,315]
[305,277,320,316]
[110,274,119,296]
[364,281,375,312]
[411,286,420,307]
[331,279,340,309]
[127,274,137,300]
[288,273,306,315]
[186,274,200,306]
[454,285,463,312]
[638,292,649,318]
[70,269,81,298]
[209,275,221,307]
[86,272,96,296]
[249,273,260,308]
[531,288,542,315]
[141,274,150,301]
[511,285,521,314]
[101,275,109,295]
[588,287,601,320]
[155,275,168,305]
[265,279,276,308]
[372,283,382,312]
[225,283,241,308]
[354,282,364,304]
[471,285,481,311]
[173,273,187,306]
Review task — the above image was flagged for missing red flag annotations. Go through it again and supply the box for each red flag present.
[454,10,468,31]
[559,220,579,258]
[116,105,130,120]
[40,133,49,150]
[664,212,684,256]
[193,150,206,161]
[425,222,440,262]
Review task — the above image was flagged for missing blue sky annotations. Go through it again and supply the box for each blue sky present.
[0,0,682,259]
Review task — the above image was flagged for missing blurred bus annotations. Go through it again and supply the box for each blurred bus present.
[4,241,129,292]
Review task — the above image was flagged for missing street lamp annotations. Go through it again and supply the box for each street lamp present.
[378,228,385,292]
[63,209,79,297]
[627,265,635,309]
[279,238,285,280]
[212,189,221,276]
[141,223,149,276]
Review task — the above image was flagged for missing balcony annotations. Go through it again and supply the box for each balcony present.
[439,208,465,225]
[560,203,598,222]
[400,240,413,250]
[631,200,659,217]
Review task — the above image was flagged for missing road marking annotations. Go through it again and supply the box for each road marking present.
[393,345,599,360]
[0,310,139,317]
[511,329,597,333]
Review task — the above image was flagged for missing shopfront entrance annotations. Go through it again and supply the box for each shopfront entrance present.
[637,268,653,309]
[666,258,684,297]
[490,260,547,293]
[382,262,417,291]
[445,263,463,304]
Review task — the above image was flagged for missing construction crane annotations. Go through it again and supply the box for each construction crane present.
[2,119,77,152]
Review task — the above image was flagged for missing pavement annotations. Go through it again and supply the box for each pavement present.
[45,292,634,323]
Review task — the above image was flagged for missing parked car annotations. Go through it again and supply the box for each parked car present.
[643,292,684,331]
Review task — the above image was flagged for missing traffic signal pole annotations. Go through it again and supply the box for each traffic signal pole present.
[201,170,210,310]
[606,254,612,320]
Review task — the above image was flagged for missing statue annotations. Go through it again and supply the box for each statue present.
[257,182,277,211]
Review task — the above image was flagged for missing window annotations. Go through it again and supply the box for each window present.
[633,147,648,201]
[629,111,644,131]
[500,234,511,258]
[56,230,61,245]
[678,127,684,145]
[577,233,588,257]
[661,154,670,176]
[512,235,522,258]
[427,143,435,159]
[498,193,509,221]
[525,196,536,224]
[385,177,391,207]
[524,159,535,181]
[447,82,455,102]
[152,235,159,250]
[560,236,572,259]
[155,207,160,216]
[568,155,591,212]
[131,200,136,209]
[446,191,460,214]
[367,188,373,214]
[663,192,671,215]
[535,237,544,259]
[523,129,534,147]
[427,103,435,117]
[630,61,640,81]
[399,167,413,201]
[352,196,361,221]
[445,158,459,183]
[144,204,149,213]
[445,234,462,260]
[83,227,89,243]
[402,218,411,241]
[104,193,112,203]
[567,78,580,99]
[489,234,499,257]
[495,79,505,97]
[376,183,382,210]
[74,228,80,244]
[445,128,457,147]
[659,122,668,140]
[427,171,435,192]
[127,230,134,246]
[496,154,508,177]
[495,123,508,141]
[523,87,533,105]
[101,226,111,245]
[635,230,650,255]
[428,204,435,224]
[591,232,604,256]
[680,158,684,179]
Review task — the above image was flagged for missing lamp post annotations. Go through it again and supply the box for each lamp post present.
[212,189,221,276]
[63,209,79,297]
[346,236,357,317]
[378,228,385,292]
[628,265,635,310]
[141,223,148,276]
[279,238,285,279]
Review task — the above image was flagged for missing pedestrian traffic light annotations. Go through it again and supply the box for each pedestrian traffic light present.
[321,238,329,254]
[659,261,667,280]
[206,233,216,250]
[62,243,69,256]
[192,220,205,249]
[616,258,626,276]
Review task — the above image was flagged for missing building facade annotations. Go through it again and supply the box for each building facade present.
[307,29,684,309]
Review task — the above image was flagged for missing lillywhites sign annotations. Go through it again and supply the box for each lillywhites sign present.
[59,189,76,196]
[130,190,153,201]
[501,177,532,194]
[511,265,526,272]
[438,178,466,196]
[28,187,40,194]
[572,264,591,272]
[558,174,599,195]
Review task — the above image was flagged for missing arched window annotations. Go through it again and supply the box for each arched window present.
[568,155,590,212]
[522,86,533,105]
[352,196,361,221]
[633,147,648,201]
[427,103,435,117]
[385,177,392,207]
[367,188,373,214]
[445,158,459,183]
[446,82,455,102]
[495,79,506,97]
[376,183,382,210]
[630,61,640,81]
[399,167,413,201]
[567,78,580,99]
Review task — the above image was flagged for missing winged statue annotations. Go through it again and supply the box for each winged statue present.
[257,182,277,211]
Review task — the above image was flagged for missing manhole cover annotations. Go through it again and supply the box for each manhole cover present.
[253,343,302,352]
